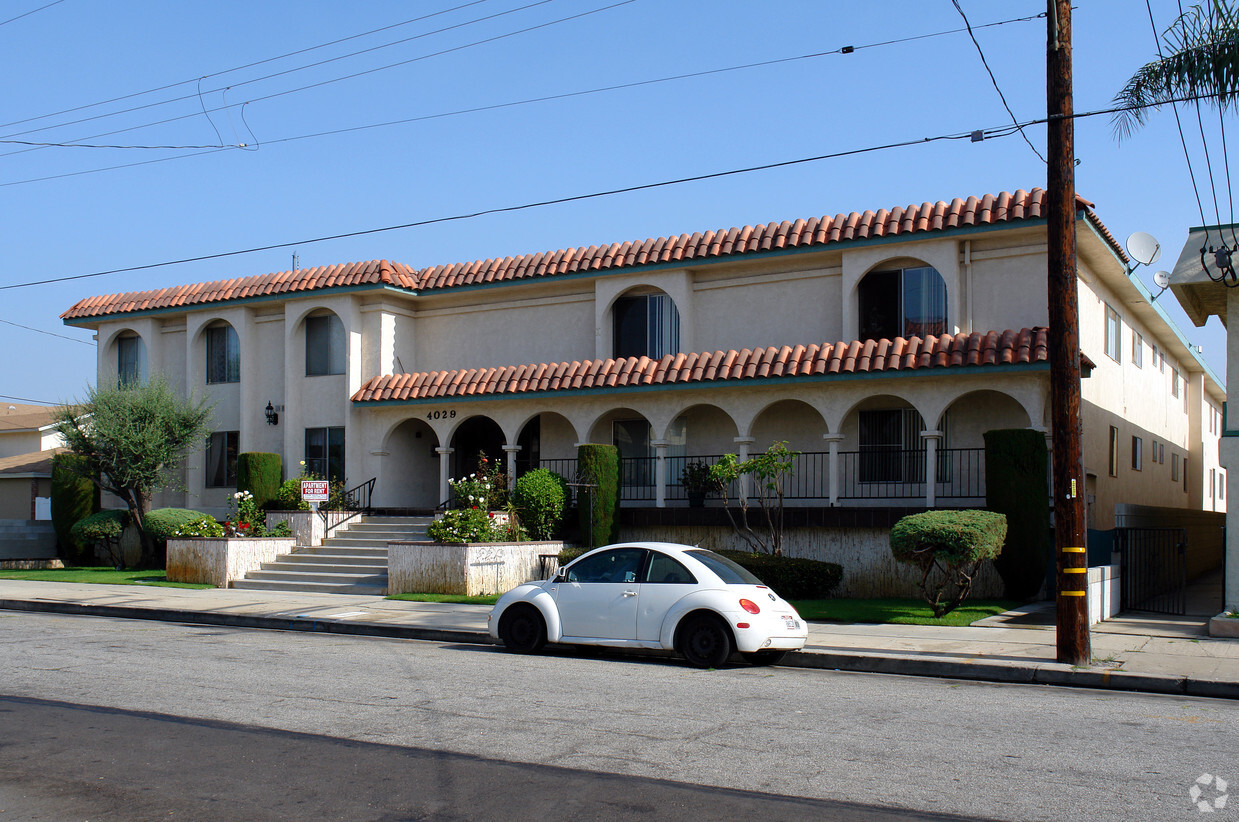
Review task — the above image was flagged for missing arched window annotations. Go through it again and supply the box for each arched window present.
[117,333,147,386]
[305,312,345,376]
[206,322,240,384]
[613,291,680,359]
[857,266,947,341]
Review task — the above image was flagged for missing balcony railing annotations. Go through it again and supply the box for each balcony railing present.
[513,447,986,506]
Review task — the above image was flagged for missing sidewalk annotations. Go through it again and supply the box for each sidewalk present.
[3,579,1238,699]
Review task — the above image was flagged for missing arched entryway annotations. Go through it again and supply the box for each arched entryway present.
[380,418,440,510]
[450,415,506,480]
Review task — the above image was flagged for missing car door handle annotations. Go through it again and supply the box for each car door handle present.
[623,590,637,597]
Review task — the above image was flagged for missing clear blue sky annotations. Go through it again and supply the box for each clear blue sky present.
[1,0,1228,406]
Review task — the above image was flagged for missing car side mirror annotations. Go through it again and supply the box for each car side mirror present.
[554,568,568,582]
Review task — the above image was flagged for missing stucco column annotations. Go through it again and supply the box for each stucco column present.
[823,433,844,507]
[734,436,755,502]
[436,447,454,506]
[922,430,943,507]
[502,444,521,492]
[652,440,669,508]
[1223,436,1239,612]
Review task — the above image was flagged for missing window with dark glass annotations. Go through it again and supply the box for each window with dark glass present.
[305,426,345,481]
[305,313,346,376]
[565,548,645,583]
[644,552,696,584]
[206,323,240,384]
[206,431,239,487]
[613,293,680,359]
[858,409,944,483]
[117,334,146,386]
[614,419,653,489]
[858,266,947,341]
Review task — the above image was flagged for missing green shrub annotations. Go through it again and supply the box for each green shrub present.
[274,477,311,511]
[144,508,219,542]
[513,469,567,540]
[890,509,1007,616]
[237,453,282,510]
[984,429,1051,599]
[70,509,130,569]
[428,508,501,543]
[169,515,224,538]
[717,550,843,599]
[576,444,619,547]
[50,453,98,564]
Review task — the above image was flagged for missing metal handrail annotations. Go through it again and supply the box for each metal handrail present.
[317,477,376,529]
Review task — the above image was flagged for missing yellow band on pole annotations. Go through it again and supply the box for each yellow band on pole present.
[1061,546,1086,553]
[1060,591,1086,596]
[1063,568,1087,574]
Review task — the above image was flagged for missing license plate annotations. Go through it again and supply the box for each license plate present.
[782,615,800,630]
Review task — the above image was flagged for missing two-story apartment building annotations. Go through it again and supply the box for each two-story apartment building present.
[61,189,1224,542]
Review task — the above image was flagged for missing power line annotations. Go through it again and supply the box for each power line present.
[0,0,494,130]
[0,0,64,28]
[0,0,570,146]
[951,0,1046,164]
[0,317,94,345]
[0,10,1049,184]
[0,393,58,406]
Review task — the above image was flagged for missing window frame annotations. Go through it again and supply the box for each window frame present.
[1104,304,1121,363]
[205,430,239,488]
[305,313,346,377]
[117,334,147,387]
[858,265,948,342]
[1108,426,1119,477]
[1132,330,1143,367]
[1131,435,1142,471]
[205,323,240,384]
[304,426,346,482]
[612,292,681,360]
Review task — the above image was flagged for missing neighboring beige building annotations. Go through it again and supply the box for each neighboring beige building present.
[0,404,65,559]
[61,189,1223,540]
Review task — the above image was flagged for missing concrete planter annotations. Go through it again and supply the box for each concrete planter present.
[389,541,565,597]
[166,537,295,587]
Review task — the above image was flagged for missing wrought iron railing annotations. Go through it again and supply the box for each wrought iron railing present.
[318,476,376,527]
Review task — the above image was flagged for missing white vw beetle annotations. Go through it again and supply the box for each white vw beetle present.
[488,541,808,668]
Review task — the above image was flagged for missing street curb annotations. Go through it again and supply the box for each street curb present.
[6,598,1238,700]
[0,599,492,647]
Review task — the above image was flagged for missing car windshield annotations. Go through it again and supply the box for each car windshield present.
[685,549,765,585]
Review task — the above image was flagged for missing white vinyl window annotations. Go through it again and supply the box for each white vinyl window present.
[1104,304,1121,363]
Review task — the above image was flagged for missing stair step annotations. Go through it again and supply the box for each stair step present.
[261,560,386,573]
[230,579,388,595]
[267,555,388,568]
[244,570,388,585]
[303,545,388,557]
[322,537,408,548]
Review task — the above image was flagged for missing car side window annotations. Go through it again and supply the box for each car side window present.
[565,548,646,583]
[644,553,696,585]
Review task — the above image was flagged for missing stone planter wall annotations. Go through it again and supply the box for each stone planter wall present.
[166,537,296,587]
[265,510,354,547]
[389,541,566,597]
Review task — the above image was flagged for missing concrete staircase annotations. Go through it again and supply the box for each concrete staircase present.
[231,516,432,595]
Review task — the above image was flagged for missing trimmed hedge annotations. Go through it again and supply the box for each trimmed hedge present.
[984,429,1051,599]
[890,509,1007,566]
[513,469,567,540]
[143,508,219,543]
[554,546,842,600]
[717,550,843,599]
[576,444,619,547]
[50,453,98,564]
[70,509,129,545]
[237,453,282,510]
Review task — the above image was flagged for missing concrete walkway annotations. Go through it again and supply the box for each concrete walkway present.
[3,578,1237,699]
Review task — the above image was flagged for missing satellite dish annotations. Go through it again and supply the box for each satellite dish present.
[1153,270,1170,289]
[1127,231,1162,266]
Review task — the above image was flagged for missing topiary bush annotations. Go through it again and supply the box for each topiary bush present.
[984,429,1051,600]
[237,453,282,511]
[513,469,567,540]
[576,444,619,548]
[890,509,1007,617]
[50,452,98,564]
[144,508,220,542]
[70,509,130,569]
[717,550,843,600]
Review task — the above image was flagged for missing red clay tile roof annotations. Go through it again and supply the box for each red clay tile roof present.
[62,260,421,321]
[63,189,1117,322]
[352,328,1053,403]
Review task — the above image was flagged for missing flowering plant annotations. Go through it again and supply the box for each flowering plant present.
[171,515,224,538]
[225,490,269,536]
[448,451,509,510]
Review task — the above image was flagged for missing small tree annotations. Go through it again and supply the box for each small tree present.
[54,378,213,568]
[513,468,567,540]
[708,441,798,556]
[51,452,98,564]
[576,444,619,547]
[890,510,1007,617]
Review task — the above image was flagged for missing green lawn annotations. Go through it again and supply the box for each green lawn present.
[387,592,501,605]
[0,566,213,589]
[790,597,1019,627]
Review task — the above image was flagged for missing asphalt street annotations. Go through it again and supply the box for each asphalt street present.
[3,610,1237,821]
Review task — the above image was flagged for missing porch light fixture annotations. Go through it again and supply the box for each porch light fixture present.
[265,401,279,426]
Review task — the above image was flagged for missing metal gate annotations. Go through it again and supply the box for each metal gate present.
[1113,527,1187,615]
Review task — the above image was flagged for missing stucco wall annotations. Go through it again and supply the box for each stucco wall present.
[389,540,565,596]
[166,536,295,587]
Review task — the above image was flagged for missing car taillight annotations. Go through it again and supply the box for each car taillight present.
[739,598,760,614]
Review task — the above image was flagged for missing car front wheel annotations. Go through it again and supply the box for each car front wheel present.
[499,604,546,654]
[678,614,733,669]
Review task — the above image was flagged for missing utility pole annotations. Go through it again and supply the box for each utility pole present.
[1046,0,1090,665]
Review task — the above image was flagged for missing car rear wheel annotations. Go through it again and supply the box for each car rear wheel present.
[678,614,733,669]
[741,650,787,666]
[499,604,546,654]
